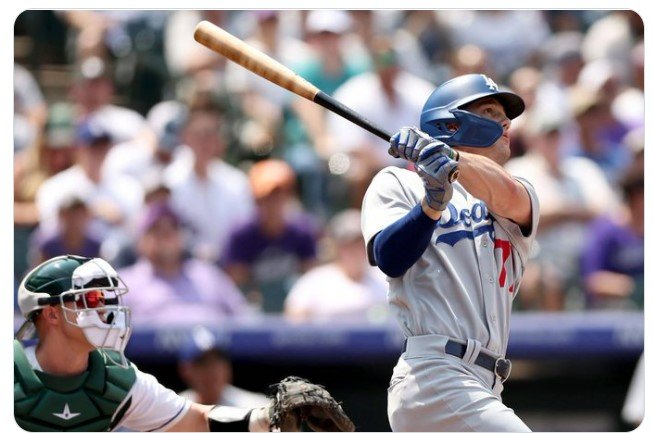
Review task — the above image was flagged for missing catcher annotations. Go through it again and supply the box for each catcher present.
[14,255,355,432]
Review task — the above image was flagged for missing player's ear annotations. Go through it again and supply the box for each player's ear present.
[42,306,61,325]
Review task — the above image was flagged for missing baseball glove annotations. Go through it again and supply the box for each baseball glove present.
[268,376,355,432]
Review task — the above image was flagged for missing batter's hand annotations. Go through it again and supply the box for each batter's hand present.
[390,126,458,163]
[417,144,459,212]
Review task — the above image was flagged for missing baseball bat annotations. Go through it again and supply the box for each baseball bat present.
[193,20,458,181]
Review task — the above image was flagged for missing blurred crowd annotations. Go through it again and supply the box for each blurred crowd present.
[14,10,644,326]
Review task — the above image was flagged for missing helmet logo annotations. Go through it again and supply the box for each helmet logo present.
[482,74,498,91]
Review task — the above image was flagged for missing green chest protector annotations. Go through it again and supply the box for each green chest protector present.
[14,341,137,432]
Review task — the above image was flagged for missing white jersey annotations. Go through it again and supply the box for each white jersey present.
[361,166,540,356]
[24,346,191,431]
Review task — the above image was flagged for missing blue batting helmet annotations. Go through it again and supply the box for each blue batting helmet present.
[420,74,525,148]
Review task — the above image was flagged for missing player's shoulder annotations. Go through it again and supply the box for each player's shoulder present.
[369,166,421,193]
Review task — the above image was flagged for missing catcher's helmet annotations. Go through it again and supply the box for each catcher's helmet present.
[17,255,132,367]
[420,74,525,148]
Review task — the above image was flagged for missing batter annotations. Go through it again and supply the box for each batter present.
[361,74,540,432]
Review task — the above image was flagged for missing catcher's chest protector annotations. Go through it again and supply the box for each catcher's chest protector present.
[14,340,136,432]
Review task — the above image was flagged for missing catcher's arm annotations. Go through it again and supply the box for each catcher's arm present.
[164,402,267,432]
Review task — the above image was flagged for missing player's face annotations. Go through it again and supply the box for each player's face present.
[458,97,512,164]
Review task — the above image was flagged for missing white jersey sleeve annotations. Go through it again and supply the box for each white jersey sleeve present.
[117,365,191,432]
[361,167,424,259]
[490,177,540,265]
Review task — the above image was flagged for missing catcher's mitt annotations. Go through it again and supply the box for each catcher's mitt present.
[268,376,355,432]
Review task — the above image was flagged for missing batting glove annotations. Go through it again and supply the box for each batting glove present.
[416,143,459,212]
[390,126,458,163]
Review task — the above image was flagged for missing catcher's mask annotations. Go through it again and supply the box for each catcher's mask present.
[17,255,132,368]
[420,73,525,148]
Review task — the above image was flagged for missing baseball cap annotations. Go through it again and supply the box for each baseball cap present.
[178,325,228,363]
[306,10,352,34]
[328,209,363,243]
[75,117,113,147]
[249,159,296,199]
[137,201,180,235]
[146,101,188,152]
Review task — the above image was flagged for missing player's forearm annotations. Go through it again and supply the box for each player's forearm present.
[456,152,531,226]
[167,403,267,432]
[372,203,438,277]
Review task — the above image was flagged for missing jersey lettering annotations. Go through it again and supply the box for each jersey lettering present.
[494,239,514,292]
[436,202,494,246]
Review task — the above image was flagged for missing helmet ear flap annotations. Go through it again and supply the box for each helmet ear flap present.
[445,109,503,148]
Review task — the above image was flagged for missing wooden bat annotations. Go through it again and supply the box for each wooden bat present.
[193,20,458,181]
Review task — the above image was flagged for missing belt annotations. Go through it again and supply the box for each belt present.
[402,339,512,382]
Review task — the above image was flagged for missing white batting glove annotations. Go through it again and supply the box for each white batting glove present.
[416,143,459,212]
[390,126,458,163]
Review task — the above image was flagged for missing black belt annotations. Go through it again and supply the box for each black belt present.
[402,339,512,382]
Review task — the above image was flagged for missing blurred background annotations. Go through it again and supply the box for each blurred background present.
[14,9,643,431]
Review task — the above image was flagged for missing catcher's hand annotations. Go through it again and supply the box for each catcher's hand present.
[268,376,355,432]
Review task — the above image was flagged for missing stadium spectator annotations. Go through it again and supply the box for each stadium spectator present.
[224,159,318,313]
[29,192,102,266]
[284,209,387,322]
[35,116,144,246]
[178,325,269,408]
[504,111,619,310]
[14,102,76,280]
[119,201,249,326]
[568,84,630,184]
[69,56,153,145]
[14,62,47,153]
[579,164,644,310]
[166,104,255,262]
[436,10,550,79]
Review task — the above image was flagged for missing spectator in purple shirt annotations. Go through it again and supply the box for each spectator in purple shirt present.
[580,165,644,309]
[224,159,318,313]
[119,201,250,326]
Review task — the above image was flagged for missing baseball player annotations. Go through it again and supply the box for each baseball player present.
[361,74,540,431]
[14,255,354,432]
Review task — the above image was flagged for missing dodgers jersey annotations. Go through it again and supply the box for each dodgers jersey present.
[361,166,540,356]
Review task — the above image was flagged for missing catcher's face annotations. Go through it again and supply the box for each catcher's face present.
[457,97,512,164]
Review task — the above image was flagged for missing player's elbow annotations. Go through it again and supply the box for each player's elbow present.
[373,237,408,278]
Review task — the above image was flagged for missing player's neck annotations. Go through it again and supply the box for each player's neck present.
[36,334,91,377]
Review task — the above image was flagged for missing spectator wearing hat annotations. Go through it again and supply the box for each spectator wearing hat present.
[284,209,388,322]
[223,159,318,313]
[579,164,644,310]
[119,202,249,326]
[504,111,619,310]
[177,326,269,408]
[166,104,255,262]
[35,116,144,244]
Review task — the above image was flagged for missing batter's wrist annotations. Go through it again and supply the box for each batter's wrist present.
[421,199,442,221]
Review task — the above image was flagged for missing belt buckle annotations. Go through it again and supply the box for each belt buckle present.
[494,358,512,382]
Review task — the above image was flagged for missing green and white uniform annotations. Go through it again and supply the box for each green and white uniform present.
[14,341,190,432]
